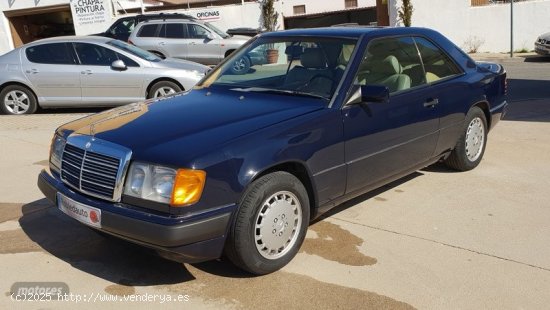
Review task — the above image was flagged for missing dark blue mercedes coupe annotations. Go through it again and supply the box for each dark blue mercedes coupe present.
[38,27,507,275]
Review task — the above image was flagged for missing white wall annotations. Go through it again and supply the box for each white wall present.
[388,0,550,53]
[167,2,265,31]
[282,0,376,16]
[0,0,69,54]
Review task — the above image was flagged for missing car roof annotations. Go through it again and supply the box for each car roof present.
[138,18,201,24]
[22,36,113,47]
[260,26,436,39]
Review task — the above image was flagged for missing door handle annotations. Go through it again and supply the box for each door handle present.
[159,42,166,46]
[25,69,39,74]
[423,98,439,108]
[80,70,92,75]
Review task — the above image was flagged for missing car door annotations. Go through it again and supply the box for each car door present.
[412,36,470,156]
[156,23,189,59]
[21,42,81,105]
[185,23,222,65]
[72,42,145,105]
[343,36,441,195]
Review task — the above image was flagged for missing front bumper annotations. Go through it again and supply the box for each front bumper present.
[38,169,236,263]
[535,43,550,56]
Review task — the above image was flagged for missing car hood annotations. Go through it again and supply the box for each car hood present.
[57,88,325,165]
[539,32,550,40]
[152,57,209,73]
[223,35,250,44]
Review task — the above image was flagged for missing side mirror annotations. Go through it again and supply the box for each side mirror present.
[361,85,390,103]
[206,33,214,40]
[111,60,127,71]
[346,84,390,105]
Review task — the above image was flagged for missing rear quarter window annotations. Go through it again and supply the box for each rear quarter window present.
[137,24,159,37]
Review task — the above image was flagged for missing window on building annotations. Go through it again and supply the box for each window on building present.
[345,0,358,8]
[293,5,306,15]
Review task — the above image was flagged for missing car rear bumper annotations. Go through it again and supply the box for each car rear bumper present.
[37,169,235,263]
[490,100,508,130]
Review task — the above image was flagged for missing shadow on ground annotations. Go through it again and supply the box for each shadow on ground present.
[522,55,550,63]
[17,199,200,286]
[314,171,424,223]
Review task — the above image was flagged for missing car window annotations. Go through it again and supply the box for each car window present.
[413,37,462,83]
[354,36,423,93]
[107,40,161,62]
[110,19,136,35]
[74,43,118,66]
[26,43,75,65]
[137,24,158,37]
[199,37,358,101]
[116,53,139,67]
[188,24,210,39]
[164,23,185,38]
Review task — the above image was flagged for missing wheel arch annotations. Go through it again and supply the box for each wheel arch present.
[146,78,184,97]
[471,100,491,129]
[0,81,39,107]
[224,49,236,58]
[248,161,318,221]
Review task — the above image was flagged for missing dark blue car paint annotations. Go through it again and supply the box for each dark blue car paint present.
[38,27,507,262]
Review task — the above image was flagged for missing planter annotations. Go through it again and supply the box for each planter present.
[266,49,279,64]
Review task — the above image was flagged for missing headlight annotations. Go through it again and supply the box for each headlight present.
[49,134,66,173]
[123,162,206,206]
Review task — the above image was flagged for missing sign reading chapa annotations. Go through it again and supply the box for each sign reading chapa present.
[70,0,111,34]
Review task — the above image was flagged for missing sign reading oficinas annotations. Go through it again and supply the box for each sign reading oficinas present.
[193,10,222,21]
[70,0,112,34]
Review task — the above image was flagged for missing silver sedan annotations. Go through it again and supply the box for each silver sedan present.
[0,36,209,115]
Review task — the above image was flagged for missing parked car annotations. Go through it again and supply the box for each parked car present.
[128,19,252,73]
[535,32,550,56]
[226,27,261,37]
[38,27,507,275]
[0,36,208,115]
[95,13,196,42]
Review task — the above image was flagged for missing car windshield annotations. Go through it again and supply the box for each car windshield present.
[197,37,358,101]
[205,22,230,39]
[107,40,161,62]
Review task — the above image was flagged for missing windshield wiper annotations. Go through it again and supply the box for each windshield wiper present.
[231,87,330,101]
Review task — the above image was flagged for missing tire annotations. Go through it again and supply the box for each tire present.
[0,85,38,115]
[225,171,310,275]
[445,106,488,171]
[229,56,251,75]
[147,81,182,99]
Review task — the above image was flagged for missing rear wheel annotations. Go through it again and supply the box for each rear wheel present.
[225,172,310,275]
[0,85,38,115]
[445,107,488,171]
[148,81,182,99]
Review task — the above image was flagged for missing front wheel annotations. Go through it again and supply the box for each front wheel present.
[148,81,182,99]
[225,172,310,275]
[445,106,488,171]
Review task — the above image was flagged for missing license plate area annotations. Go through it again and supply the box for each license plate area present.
[57,193,102,228]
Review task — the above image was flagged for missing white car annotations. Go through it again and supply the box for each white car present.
[535,32,550,56]
[0,36,208,115]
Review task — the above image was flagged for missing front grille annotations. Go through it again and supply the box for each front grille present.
[61,143,121,201]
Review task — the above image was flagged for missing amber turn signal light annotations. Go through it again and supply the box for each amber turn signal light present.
[170,169,206,207]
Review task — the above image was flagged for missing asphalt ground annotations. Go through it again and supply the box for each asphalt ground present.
[0,55,549,309]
